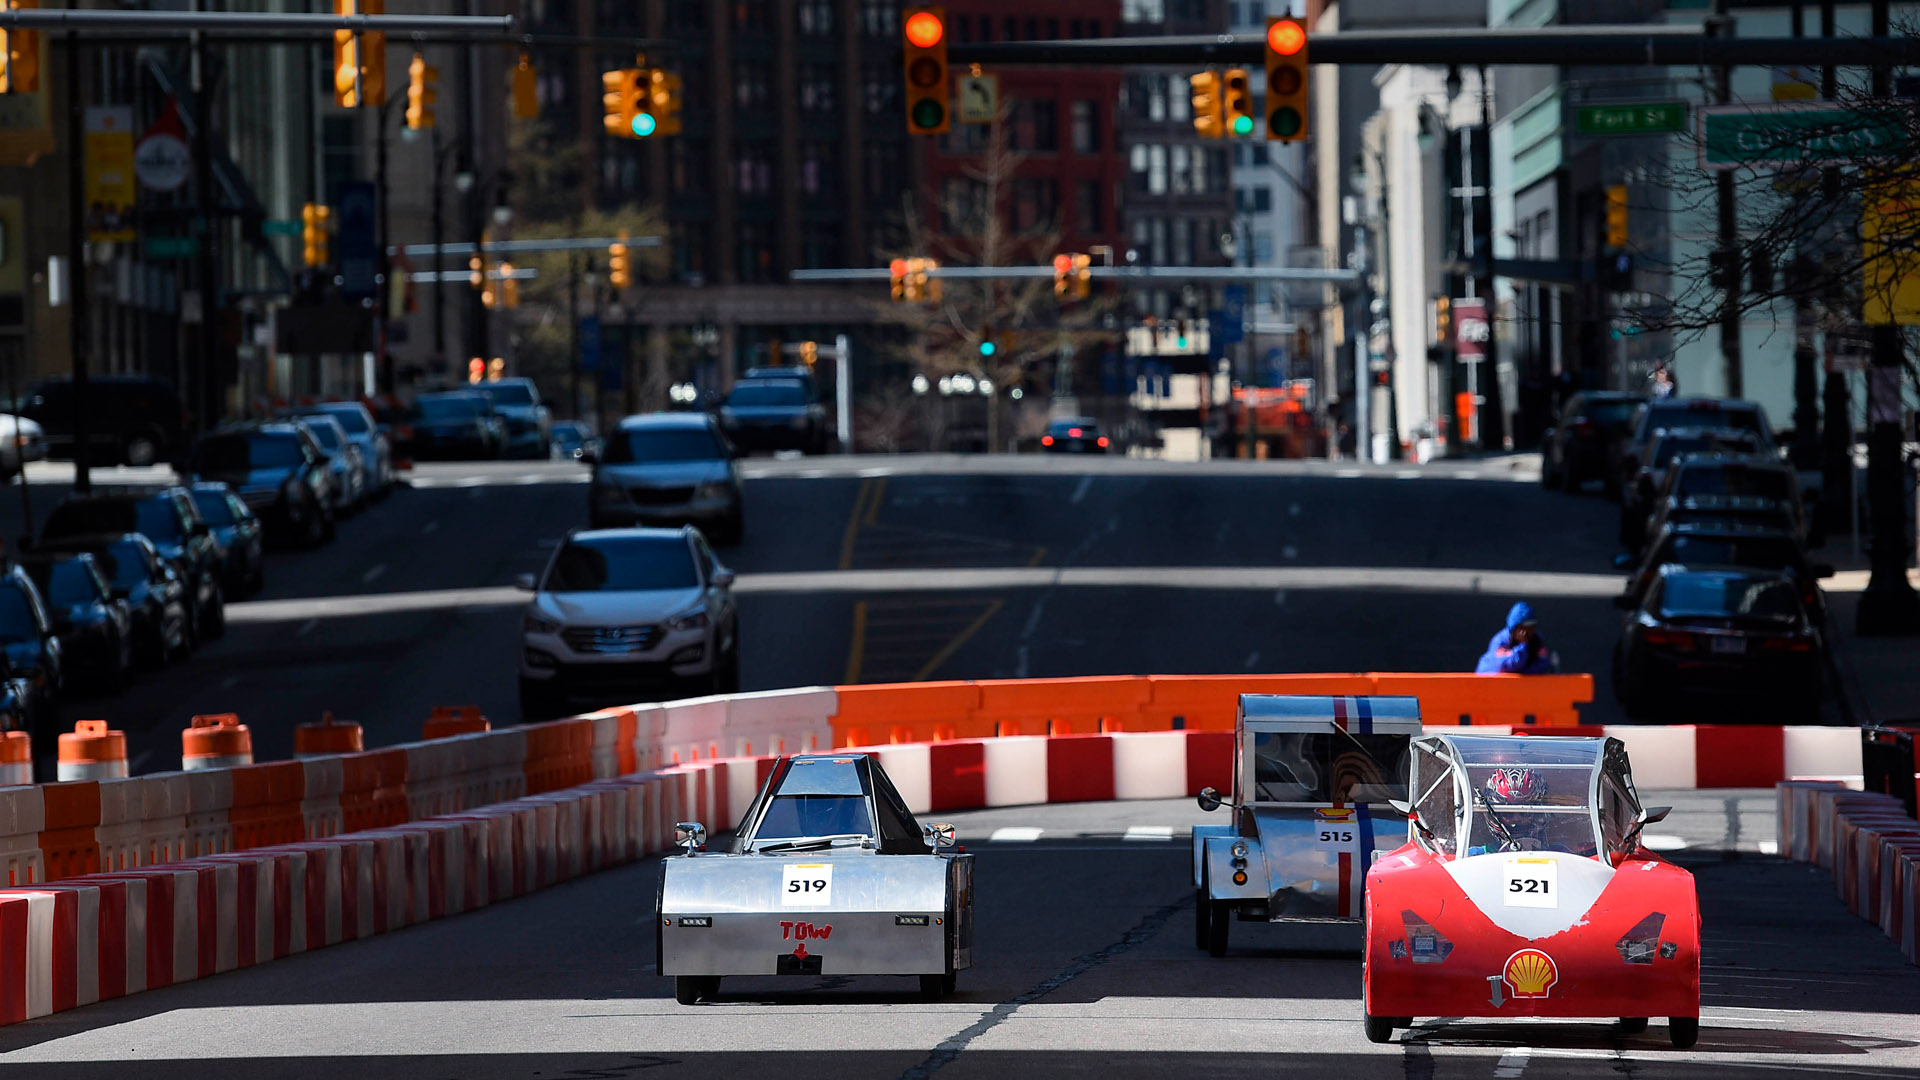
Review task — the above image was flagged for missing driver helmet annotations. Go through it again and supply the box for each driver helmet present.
[1484,766,1548,804]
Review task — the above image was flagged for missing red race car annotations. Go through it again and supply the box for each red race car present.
[1363,733,1701,1047]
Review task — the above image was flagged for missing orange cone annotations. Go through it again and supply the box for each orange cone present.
[294,711,364,757]
[182,714,253,771]
[58,720,129,780]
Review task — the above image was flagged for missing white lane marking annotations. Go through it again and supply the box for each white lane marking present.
[989,827,1043,843]
[1395,470,1420,480]
[1069,475,1094,505]
[296,618,319,637]
[856,467,894,477]
[517,475,545,485]
[1244,651,1260,669]
[1493,1048,1530,1078]
[1458,471,1482,480]
[1757,840,1779,855]
[361,563,387,585]
[1123,826,1174,842]
[1336,468,1362,479]
[421,519,439,535]
[1641,833,1687,852]
[454,476,489,487]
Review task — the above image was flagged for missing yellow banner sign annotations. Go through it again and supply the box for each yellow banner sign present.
[85,106,136,244]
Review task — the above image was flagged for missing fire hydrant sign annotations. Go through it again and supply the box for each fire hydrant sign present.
[781,863,833,906]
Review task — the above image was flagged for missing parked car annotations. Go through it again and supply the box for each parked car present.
[411,391,506,460]
[551,420,600,462]
[292,401,393,496]
[294,414,367,513]
[186,424,336,548]
[588,413,744,544]
[36,533,190,667]
[1614,397,1776,496]
[1619,521,1833,626]
[476,377,553,459]
[718,374,828,454]
[21,375,188,467]
[1041,417,1110,453]
[1612,565,1824,718]
[0,564,60,732]
[188,482,266,596]
[515,526,740,717]
[1540,390,1646,493]
[1619,427,1766,550]
[365,395,417,464]
[39,487,225,642]
[1640,452,1812,549]
[18,552,132,695]
[0,414,48,480]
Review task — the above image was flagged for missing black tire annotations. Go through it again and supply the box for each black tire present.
[1669,1017,1699,1049]
[918,972,954,1001]
[1541,457,1563,490]
[1206,899,1230,957]
[1194,887,1211,950]
[1363,1011,1400,1044]
[673,975,719,1005]
[1618,1017,1649,1034]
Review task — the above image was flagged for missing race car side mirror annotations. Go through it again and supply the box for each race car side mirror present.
[675,821,707,855]
[923,823,957,849]
[1640,806,1671,826]
[1389,799,1437,841]
[1196,787,1223,813]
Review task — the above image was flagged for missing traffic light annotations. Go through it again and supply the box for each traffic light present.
[489,358,506,380]
[1434,296,1451,343]
[468,251,485,290]
[1054,254,1092,299]
[300,202,331,267]
[512,52,539,119]
[332,1,385,108]
[608,233,631,288]
[468,358,485,384]
[1189,71,1223,139]
[1604,184,1628,248]
[978,334,997,359]
[1053,254,1073,297]
[800,341,819,367]
[912,257,940,303]
[646,69,683,136]
[1603,252,1634,292]
[602,67,643,138]
[0,1,42,96]
[1265,17,1308,142]
[406,51,438,130]
[890,258,908,301]
[1223,69,1254,137]
[499,261,519,308]
[1071,253,1092,299]
[902,7,949,135]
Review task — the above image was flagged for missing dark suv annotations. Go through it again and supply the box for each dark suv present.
[0,564,62,746]
[22,376,187,467]
[39,488,225,642]
[187,424,337,548]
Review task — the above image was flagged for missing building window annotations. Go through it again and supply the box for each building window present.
[738,222,773,283]
[799,65,835,112]
[942,177,985,233]
[1123,0,1165,22]
[802,225,841,269]
[670,139,708,196]
[733,1,771,31]
[799,143,837,196]
[1172,219,1193,266]
[1071,101,1097,154]
[1077,179,1102,232]
[940,121,990,154]
[859,0,895,36]
[1170,145,1191,194]
[1149,217,1168,264]
[863,63,899,115]
[1069,18,1083,37]
[1252,186,1272,213]
[1011,178,1058,231]
[1009,99,1057,151]
[1148,145,1167,194]
[736,144,773,195]
[1250,143,1268,166]
[736,67,770,110]
[797,0,833,35]
[1147,76,1167,121]
[1253,231,1274,264]
[1168,76,1189,121]
[864,143,903,198]
[1210,148,1230,193]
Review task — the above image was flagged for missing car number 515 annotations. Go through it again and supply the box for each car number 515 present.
[781,863,834,906]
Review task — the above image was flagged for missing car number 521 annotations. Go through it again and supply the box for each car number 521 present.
[781,863,834,906]
[1502,857,1558,909]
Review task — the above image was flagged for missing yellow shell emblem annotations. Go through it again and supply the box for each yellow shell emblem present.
[1502,948,1559,998]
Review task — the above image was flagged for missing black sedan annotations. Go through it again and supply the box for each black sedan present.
[36,533,191,667]
[1620,521,1834,625]
[1612,566,1824,719]
[189,424,337,549]
[18,552,132,695]
[189,482,266,596]
[1541,390,1646,494]
[0,564,61,742]
[1042,417,1110,453]
[40,487,225,642]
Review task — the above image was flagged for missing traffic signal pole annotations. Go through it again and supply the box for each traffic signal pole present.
[63,31,90,493]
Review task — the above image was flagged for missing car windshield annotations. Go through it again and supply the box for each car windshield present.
[603,427,724,464]
[1658,574,1803,620]
[0,584,38,641]
[193,434,305,472]
[480,383,537,407]
[1645,401,1767,439]
[1248,731,1410,804]
[1676,466,1793,500]
[1651,432,1759,468]
[1456,754,1600,857]
[305,423,342,450]
[1657,534,1798,570]
[418,396,481,421]
[1587,400,1641,427]
[316,407,372,435]
[542,536,697,592]
[726,381,808,407]
[27,562,96,607]
[191,491,236,526]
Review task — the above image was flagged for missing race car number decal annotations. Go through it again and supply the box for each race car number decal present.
[1315,827,1357,845]
[1313,808,1359,847]
[1502,857,1558,908]
[781,863,834,906]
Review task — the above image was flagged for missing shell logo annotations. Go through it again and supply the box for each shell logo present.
[1503,948,1559,998]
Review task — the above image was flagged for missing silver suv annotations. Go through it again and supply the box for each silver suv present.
[516,526,740,717]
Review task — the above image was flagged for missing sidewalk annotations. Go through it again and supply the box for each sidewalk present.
[1821,557,1920,726]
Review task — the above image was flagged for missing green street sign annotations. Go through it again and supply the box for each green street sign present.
[145,236,199,259]
[1700,104,1905,169]
[1576,101,1688,137]
[261,219,302,237]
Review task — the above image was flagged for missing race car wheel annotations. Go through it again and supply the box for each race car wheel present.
[1617,1017,1649,1035]
[674,975,720,1005]
[1362,1011,1402,1044]
[1205,899,1231,957]
[1668,1017,1699,1049]
[1194,888,1211,950]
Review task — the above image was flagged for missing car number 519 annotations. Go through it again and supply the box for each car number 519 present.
[781,863,834,906]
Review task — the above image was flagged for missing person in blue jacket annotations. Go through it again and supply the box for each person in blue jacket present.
[1476,602,1559,674]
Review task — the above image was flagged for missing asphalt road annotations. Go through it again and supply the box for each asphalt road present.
[0,793,1912,1079]
[0,451,1844,774]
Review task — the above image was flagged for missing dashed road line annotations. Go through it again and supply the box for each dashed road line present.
[1070,475,1094,504]
[989,827,1044,843]
[362,563,387,584]
[1123,826,1174,842]
[1493,1047,1530,1078]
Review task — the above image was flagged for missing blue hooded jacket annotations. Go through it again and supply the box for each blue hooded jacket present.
[1476,602,1558,675]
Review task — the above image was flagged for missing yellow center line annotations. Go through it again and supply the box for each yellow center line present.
[837,477,873,571]
[1027,545,1049,567]
[862,476,888,526]
[912,598,1005,682]
[843,599,868,684]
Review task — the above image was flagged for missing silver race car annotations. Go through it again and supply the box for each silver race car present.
[1192,694,1420,955]
[657,753,974,1004]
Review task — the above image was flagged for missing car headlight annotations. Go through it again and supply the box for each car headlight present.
[694,481,730,501]
[523,612,562,635]
[665,606,709,632]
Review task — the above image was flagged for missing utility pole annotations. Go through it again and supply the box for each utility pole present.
[191,11,220,438]
[1441,67,1464,459]
[1472,66,1505,452]
[375,92,393,394]
[64,32,91,494]
[1711,2,1742,399]
[1818,0,1852,539]
[430,126,446,365]
[1857,0,1920,635]
[1789,2,1821,472]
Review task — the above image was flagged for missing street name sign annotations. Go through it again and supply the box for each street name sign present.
[1700,103,1905,170]
[1575,101,1687,136]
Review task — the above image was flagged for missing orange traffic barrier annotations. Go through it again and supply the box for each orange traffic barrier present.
[0,731,28,786]
[228,761,306,849]
[1371,674,1592,728]
[1140,674,1377,731]
[424,705,490,740]
[295,712,365,757]
[182,714,254,771]
[831,681,984,747]
[36,780,102,880]
[57,721,127,781]
[973,676,1153,737]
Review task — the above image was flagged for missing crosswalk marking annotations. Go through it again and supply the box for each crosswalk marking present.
[988,827,1043,843]
[1124,826,1174,842]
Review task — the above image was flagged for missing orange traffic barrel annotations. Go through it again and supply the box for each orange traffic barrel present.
[423,705,489,740]
[58,720,129,781]
[294,711,364,757]
[182,713,254,771]
[0,731,27,786]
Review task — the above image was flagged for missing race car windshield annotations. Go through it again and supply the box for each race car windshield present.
[1249,732,1410,804]
[1461,758,1599,857]
[752,796,872,843]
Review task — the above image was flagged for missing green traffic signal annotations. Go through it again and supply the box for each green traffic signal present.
[1268,107,1302,139]
[632,112,657,137]
[979,341,997,357]
[911,99,945,130]
[1231,114,1254,136]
